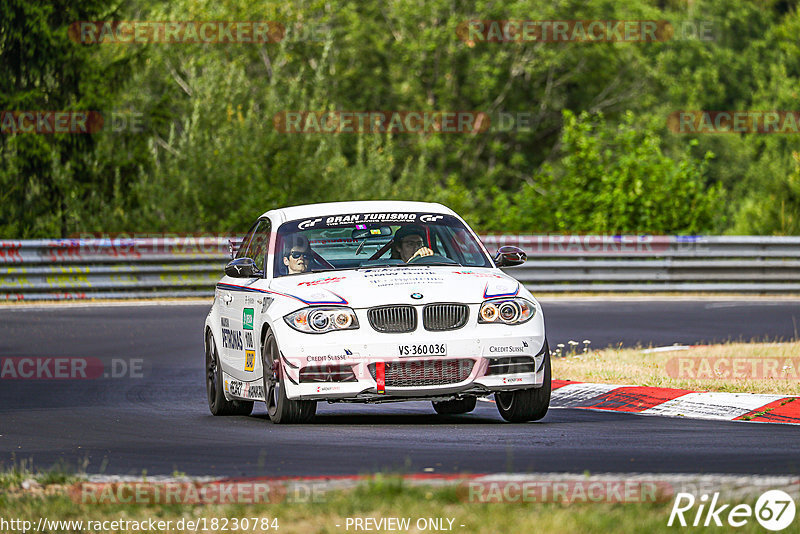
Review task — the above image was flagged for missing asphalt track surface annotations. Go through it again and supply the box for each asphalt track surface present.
[1,299,798,477]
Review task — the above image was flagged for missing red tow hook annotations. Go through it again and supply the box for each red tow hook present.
[376,362,385,394]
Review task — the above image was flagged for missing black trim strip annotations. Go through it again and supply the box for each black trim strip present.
[536,340,549,372]
[281,353,298,369]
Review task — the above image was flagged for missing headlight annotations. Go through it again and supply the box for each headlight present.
[284,307,359,334]
[478,298,535,325]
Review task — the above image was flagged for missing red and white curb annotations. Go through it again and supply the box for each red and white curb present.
[551,380,800,424]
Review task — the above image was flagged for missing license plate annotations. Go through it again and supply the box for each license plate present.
[398,343,447,357]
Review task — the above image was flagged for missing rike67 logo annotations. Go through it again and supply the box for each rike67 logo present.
[668,490,796,531]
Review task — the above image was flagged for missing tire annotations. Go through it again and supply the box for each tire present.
[206,330,254,416]
[495,340,551,423]
[262,329,316,424]
[432,396,477,415]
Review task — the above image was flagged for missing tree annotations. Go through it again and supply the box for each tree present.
[492,111,723,234]
[0,0,136,237]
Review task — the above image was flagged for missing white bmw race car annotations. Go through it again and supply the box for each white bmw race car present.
[204,200,550,423]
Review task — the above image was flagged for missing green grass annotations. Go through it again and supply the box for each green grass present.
[0,458,79,490]
[1,470,794,534]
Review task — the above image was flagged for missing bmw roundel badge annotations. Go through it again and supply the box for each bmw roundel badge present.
[411,292,423,299]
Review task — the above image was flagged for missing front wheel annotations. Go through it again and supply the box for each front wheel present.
[495,341,551,423]
[262,329,316,424]
[432,396,477,415]
[206,330,253,416]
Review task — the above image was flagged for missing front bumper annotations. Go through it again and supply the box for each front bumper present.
[273,317,548,401]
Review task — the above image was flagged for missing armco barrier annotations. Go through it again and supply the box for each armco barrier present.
[1,236,799,301]
[0,238,227,301]
[483,235,800,293]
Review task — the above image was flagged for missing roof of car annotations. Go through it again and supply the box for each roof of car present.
[262,200,456,223]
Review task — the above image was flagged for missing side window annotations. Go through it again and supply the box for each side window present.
[242,219,271,275]
[235,221,259,260]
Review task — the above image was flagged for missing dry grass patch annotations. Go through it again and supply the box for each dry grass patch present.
[552,341,800,395]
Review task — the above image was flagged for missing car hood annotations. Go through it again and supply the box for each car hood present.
[269,266,521,309]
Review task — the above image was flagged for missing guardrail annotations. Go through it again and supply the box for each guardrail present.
[481,235,800,293]
[0,238,226,301]
[1,235,799,301]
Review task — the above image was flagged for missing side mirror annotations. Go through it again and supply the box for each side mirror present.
[225,257,262,278]
[494,246,527,267]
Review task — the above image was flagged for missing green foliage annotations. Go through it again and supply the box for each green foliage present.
[0,0,139,237]
[501,110,722,234]
[731,152,800,234]
[432,111,723,234]
[0,0,798,237]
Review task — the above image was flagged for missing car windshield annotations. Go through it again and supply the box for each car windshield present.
[273,212,492,277]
